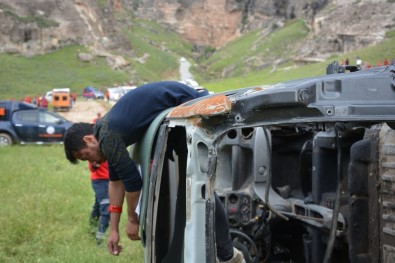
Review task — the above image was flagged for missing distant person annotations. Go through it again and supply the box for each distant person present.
[23,96,32,104]
[71,93,77,102]
[345,58,349,65]
[93,113,102,124]
[37,96,48,108]
[384,58,389,66]
[364,62,372,69]
[63,81,245,262]
[88,161,110,246]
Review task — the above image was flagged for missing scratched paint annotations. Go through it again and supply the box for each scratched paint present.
[167,94,232,119]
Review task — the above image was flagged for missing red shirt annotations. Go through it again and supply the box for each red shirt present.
[89,161,109,180]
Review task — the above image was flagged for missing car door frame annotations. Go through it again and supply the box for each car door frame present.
[12,110,40,143]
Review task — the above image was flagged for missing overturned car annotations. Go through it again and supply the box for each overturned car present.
[135,64,395,263]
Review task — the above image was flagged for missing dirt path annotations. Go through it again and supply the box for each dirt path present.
[58,99,110,123]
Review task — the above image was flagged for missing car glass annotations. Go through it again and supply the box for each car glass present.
[51,111,69,122]
[14,110,38,122]
[39,112,62,124]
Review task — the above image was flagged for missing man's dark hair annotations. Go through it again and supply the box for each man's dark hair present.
[64,122,94,164]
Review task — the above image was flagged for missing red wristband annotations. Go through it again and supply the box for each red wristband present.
[108,205,123,213]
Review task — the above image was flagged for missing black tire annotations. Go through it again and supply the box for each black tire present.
[0,133,13,146]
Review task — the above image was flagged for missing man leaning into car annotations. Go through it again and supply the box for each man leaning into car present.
[63,81,245,263]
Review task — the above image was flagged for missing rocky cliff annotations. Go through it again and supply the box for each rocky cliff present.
[0,0,394,60]
[133,0,395,58]
[0,0,130,56]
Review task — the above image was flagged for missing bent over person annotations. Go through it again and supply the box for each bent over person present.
[63,81,245,263]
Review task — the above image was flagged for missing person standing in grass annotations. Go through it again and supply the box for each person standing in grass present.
[88,161,110,245]
[88,112,110,245]
[63,81,245,263]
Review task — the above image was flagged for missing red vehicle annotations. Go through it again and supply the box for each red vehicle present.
[83,86,105,99]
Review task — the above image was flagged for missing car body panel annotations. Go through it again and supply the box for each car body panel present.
[169,66,395,131]
[138,65,395,262]
[12,110,71,144]
[130,108,175,262]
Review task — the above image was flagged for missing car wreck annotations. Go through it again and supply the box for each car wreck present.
[134,63,395,263]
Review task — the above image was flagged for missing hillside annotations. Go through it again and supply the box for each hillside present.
[1,0,394,58]
[133,0,395,56]
[0,0,394,100]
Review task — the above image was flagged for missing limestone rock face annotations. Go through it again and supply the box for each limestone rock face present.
[0,0,130,55]
[133,0,395,54]
[0,0,393,60]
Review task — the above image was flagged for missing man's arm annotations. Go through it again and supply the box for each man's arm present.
[107,180,125,256]
[101,135,143,243]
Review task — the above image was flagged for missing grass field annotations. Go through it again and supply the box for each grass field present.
[0,145,143,263]
[0,45,134,100]
[202,29,395,92]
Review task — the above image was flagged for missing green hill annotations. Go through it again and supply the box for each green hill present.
[200,21,395,92]
[202,30,395,92]
[0,18,394,100]
[0,19,193,100]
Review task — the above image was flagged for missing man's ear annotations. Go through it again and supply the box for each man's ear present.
[82,135,97,144]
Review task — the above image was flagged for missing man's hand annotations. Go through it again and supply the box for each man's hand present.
[108,181,124,256]
[125,191,141,240]
[126,220,141,240]
[107,230,123,256]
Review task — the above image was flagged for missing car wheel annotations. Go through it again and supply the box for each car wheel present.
[0,133,13,146]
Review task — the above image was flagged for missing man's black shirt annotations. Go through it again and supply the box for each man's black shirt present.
[94,81,208,192]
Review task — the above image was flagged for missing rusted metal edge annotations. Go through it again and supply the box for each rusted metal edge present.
[167,94,232,119]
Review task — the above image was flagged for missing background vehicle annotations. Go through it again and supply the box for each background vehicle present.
[45,91,53,103]
[0,100,73,146]
[52,88,72,112]
[107,86,137,101]
[83,86,105,100]
[134,64,395,262]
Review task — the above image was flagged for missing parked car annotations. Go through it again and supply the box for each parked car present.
[44,91,53,103]
[0,100,73,146]
[132,63,395,263]
[52,88,72,112]
[83,86,105,99]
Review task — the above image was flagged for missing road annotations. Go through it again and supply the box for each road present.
[59,99,109,123]
[179,57,193,81]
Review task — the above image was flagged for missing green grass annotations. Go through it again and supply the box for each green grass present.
[197,19,309,82]
[0,45,131,101]
[0,18,195,101]
[3,10,59,28]
[203,29,395,92]
[126,19,194,82]
[0,145,143,263]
